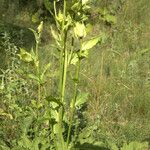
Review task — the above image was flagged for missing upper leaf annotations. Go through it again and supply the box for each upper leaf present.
[81,36,100,51]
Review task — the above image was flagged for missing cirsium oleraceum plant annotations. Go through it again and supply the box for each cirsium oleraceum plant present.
[18,0,102,149]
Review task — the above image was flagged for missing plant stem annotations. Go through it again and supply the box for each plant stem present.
[62,31,68,103]
[36,40,41,116]
[57,0,67,149]
[53,0,59,29]
[66,39,82,146]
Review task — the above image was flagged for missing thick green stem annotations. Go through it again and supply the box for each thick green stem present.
[61,31,68,102]
[57,0,67,149]
[66,39,82,146]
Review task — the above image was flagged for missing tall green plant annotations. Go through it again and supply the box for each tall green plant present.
[4,0,101,150]
[48,0,101,149]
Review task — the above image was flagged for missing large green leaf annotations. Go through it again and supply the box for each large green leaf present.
[76,92,88,108]
[71,92,89,109]
[81,36,100,51]
[46,95,63,107]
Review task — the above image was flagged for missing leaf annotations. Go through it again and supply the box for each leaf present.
[32,137,40,150]
[86,23,93,33]
[51,110,59,122]
[44,0,53,13]
[81,36,100,51]
[70,93,88,109]
[75,92,89,108]
[37,21,43,34]
[80,49,89,59]
[50,26,61,42]
[19,48,33,62]
[46,95,63,107]
[71,1,81,11]
[64,14,72,30]
[21,116,33,134]
[18,135,32,149]
[53,123,59,134]
[70,53,79,65]
[28,74,39,82]
[56,10,64,23]
[29,28,39,43]
[32,12,40,23]
[105,14,117,24]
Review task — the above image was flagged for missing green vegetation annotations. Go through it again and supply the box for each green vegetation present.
[0,0,150,150]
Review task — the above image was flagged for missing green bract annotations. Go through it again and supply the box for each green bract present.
[74,22,87,39]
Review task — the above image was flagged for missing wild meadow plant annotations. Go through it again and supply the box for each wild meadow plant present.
[12,0,101,149]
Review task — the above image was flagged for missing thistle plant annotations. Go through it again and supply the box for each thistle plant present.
[17,0,101,149]
[47,0,101,149]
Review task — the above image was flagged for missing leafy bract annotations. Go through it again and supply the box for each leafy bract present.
[74,22,86,38]
[56,10,64,23]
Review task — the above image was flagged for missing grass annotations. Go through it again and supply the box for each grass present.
[82,0,150,146]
